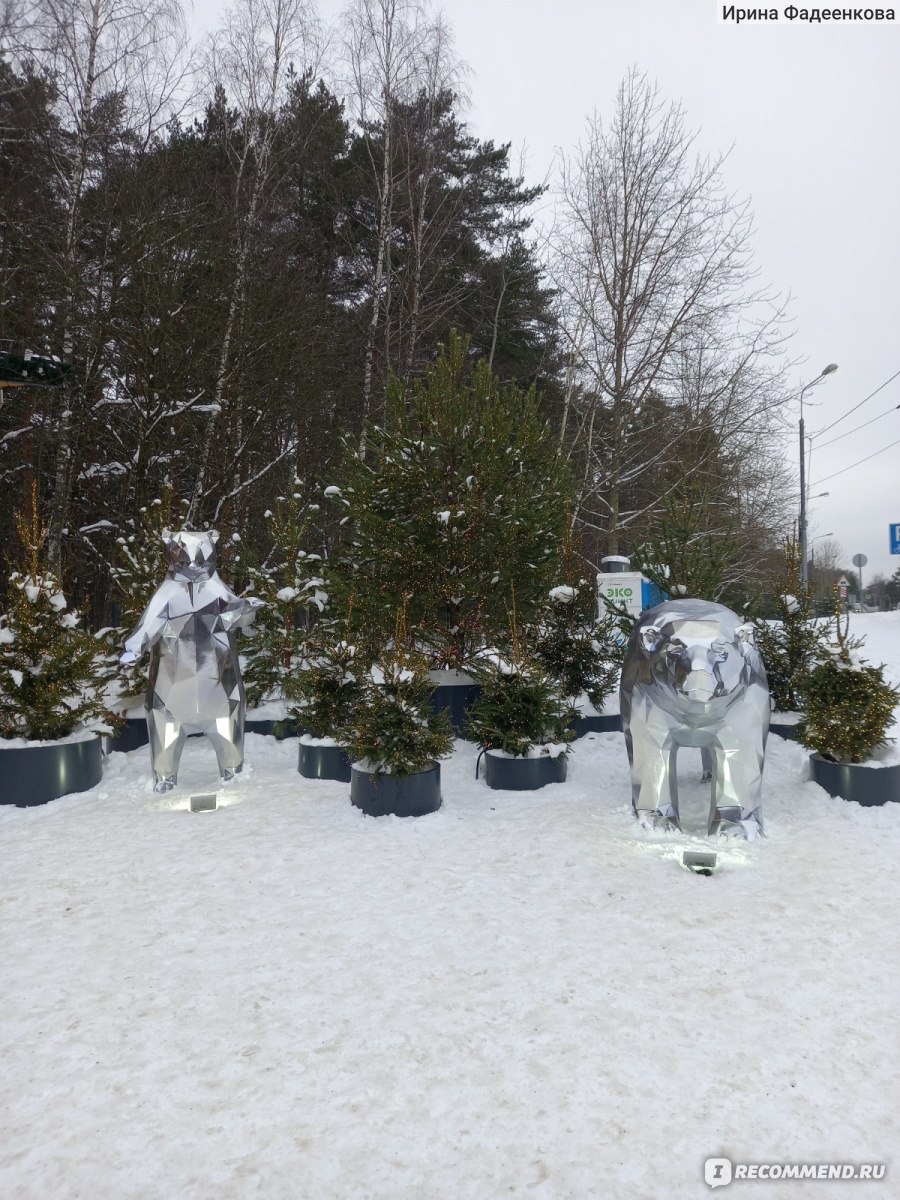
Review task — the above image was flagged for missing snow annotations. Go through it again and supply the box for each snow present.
[1,615,899,1198]
[0,728,100,748]
[548,585,577,603]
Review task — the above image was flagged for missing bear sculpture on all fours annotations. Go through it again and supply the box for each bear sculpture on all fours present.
[121,530,264,793]
[620,599,769,837]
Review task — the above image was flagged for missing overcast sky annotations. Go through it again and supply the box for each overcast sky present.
[192,0,900,583]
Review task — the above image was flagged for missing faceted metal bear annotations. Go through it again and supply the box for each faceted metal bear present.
[121,530,264,792]
[620,599,769,837]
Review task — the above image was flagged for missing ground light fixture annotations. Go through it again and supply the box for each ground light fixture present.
[682,850,718,875]
[189,793,218,812]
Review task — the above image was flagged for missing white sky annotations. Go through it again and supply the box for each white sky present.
[190,0,900,583]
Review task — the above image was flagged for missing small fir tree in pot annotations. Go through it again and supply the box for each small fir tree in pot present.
[753,535,826,715]
[798,599,898,764]
[240,491,329,710]
[0,486,115,740]
[528,577,620,711]
[466,608,576,760]
[344,614,454,777]
[284,619,366,744]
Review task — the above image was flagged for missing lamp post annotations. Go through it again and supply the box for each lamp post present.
[799,364,838,584]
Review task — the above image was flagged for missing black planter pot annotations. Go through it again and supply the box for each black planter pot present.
[298,740,352,782]
[0,737,103,807]
[350,761,442,817]
[570,712,622,736]
[769,716,802,742]
[809,754,900,806]
[245,718,304,740]
[482,750,568,791]
[104,717,150,754]
[428,671,482,736]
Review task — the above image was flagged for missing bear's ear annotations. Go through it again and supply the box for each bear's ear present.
[208,529,220,544]
[640,624,664,654]
[735,623,755,648]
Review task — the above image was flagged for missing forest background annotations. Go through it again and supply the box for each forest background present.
[2,0,898,622]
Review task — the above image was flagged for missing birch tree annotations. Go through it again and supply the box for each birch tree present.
[552,68,791,563]
[14,0,189,569]
[187,0,322,521]
[342,0,454,453]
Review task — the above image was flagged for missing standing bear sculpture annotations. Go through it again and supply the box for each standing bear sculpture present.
[121,530,264,792]
[620,599,769,837]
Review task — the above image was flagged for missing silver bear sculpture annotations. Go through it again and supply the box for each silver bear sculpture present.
[121,530,264,792]
[620,599,769,837]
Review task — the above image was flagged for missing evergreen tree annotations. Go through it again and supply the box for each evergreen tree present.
[528,577,620,709]
[465,650,575,758]
[108,485,181,697]
[241,491,329,709]
[333,333,572,667]
[0,487,113,739]
[284,624,367,742]
[344,636,454,777]
[798,602,898,763]
[754,536,826,714]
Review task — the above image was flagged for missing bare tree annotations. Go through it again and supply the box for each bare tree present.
[342,0,454,453]
[13,0,190,568]
[187,0,323,520]
[551,68,792,562]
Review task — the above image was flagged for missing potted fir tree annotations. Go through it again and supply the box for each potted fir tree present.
[0,489,114,806]
[330,333,571,734]
[799,608,899,805]
[286,626,364,783]
[344,638,454,817]
[528,577,622,735]
[754,536,826,740]
[466,643,576,791]
[240,491,329,736]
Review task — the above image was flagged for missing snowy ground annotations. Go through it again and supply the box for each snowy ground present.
[2,614,899,1199]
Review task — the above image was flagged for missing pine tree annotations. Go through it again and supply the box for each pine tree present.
[333,333,572,667]
[754,535,826,714]
[0,486,114,740]
[241,491,329,709]
[798,600,898,764]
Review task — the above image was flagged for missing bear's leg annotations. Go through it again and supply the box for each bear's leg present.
[627,728,681,830]
[147,706,187,792]
[707,732,765,838]
[206,715,244,784]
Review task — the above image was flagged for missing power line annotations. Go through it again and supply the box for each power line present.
[815,402,900,450]
[813,367,900,439]
[813,433,900,485]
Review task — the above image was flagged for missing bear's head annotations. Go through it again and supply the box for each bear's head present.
[163,530,219,582]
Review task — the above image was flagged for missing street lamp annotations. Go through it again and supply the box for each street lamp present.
[799,364,838,584]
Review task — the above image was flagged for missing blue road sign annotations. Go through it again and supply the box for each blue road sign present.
[891,523,900,554]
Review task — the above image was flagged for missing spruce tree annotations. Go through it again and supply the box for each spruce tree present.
[528,576,620,709]
[333,333,572,667]
[344,634,454,777]
[799,601,898,764]
[465,651,575,758]
[754,535,825,714]
[284,621,366,743]
[0,487,113,740]
[241,491,329,709]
